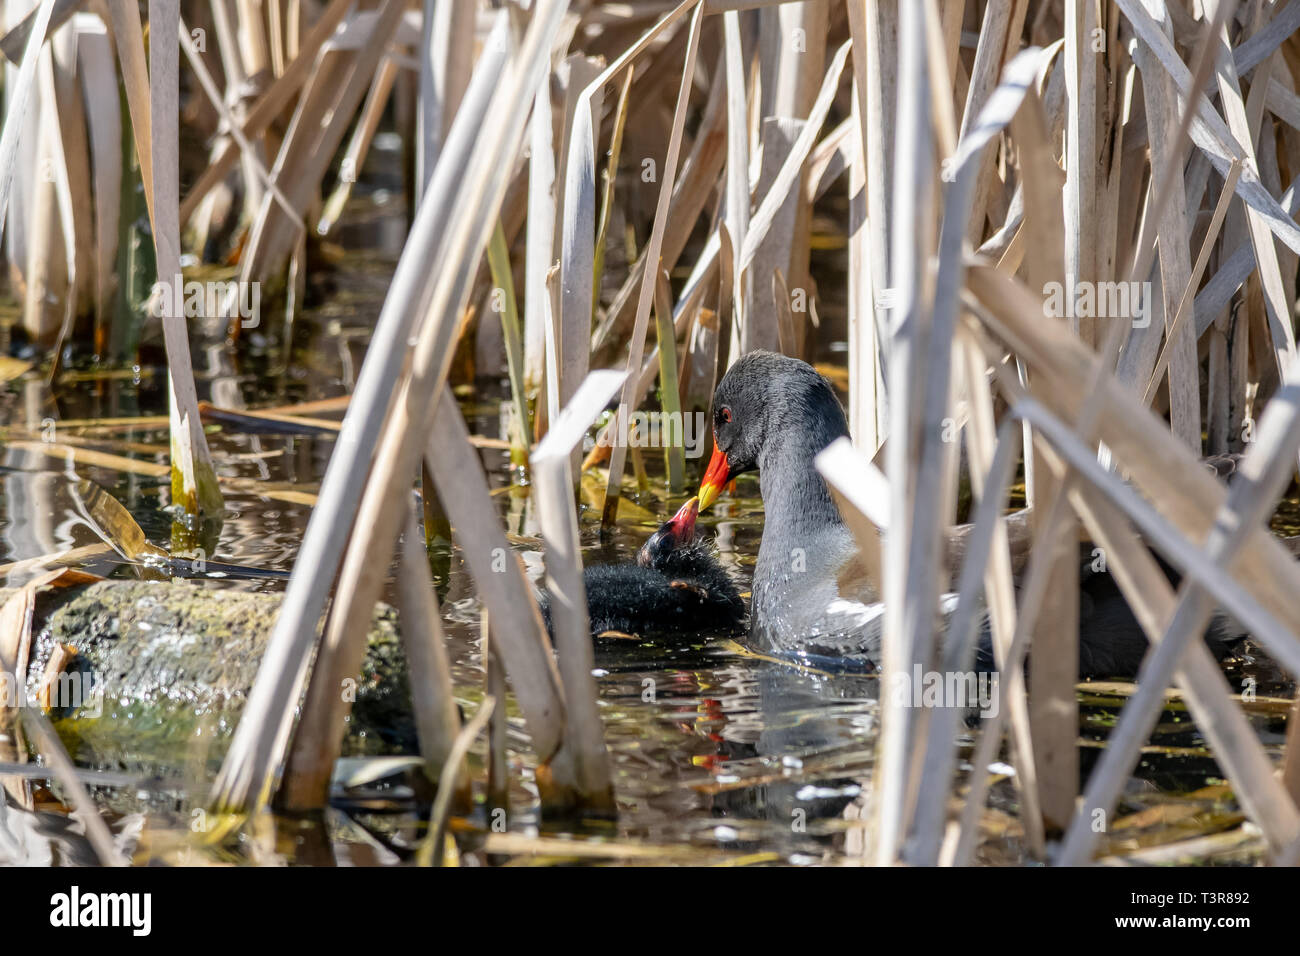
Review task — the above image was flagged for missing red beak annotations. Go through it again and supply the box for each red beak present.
[665,496,700,546]
[697,439,730,511]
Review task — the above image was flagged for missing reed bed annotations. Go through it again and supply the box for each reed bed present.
[0,0,1299,866]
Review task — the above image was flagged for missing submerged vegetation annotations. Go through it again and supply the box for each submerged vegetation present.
[0,0,1298,870]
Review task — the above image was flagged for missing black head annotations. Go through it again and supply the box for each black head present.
[638,496,701,570]
[698,351,848,508]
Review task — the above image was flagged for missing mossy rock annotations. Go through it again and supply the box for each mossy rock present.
[12,580,415,777]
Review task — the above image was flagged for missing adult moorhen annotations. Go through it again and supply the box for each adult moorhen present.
[695,350,1246,676]
[545,497,746,640]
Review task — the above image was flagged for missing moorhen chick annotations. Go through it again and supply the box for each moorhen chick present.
[695,350,1246,676]
[545,497,745,640]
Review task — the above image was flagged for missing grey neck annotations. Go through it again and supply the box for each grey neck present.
[757,437,845,547]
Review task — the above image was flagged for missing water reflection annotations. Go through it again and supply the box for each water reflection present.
[593,642,878,860]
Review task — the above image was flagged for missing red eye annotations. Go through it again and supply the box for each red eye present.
[721,407,732,423]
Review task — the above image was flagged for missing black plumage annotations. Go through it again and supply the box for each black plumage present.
[543,497,746,640]
[975,552,1247,678]
[583,540,745,638]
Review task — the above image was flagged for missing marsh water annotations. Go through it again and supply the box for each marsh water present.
[0,159,1292,867]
